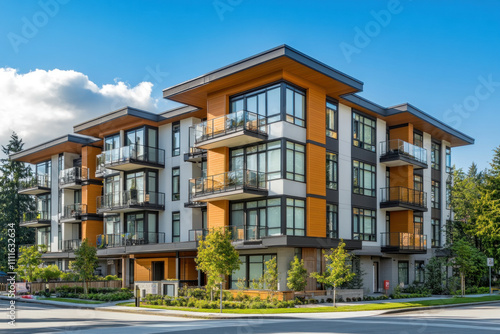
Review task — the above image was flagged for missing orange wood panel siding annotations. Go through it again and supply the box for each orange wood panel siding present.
[82,184,102,214]
[306,143,326,196]
[390,165,414,188]
[81,146,102,179]
[167,258,176,279]
[135,259,152,281]
[207,200,229,229]
[306,87,326,144]
[302,248,318,291]
[207,93,227,120]
[207,147,229,176]
[180,258,198,280]
[81,220,103,246]
[389,210,413,233]
[389,124,414,144]
[307,197,326,238]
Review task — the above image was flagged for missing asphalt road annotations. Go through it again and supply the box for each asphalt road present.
[1,299,500,334]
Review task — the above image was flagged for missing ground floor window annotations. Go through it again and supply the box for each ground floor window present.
[415,260,425,284]
[230,254,276,289]
[398,261,409,285]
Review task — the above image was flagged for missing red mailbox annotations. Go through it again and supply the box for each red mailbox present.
[384,280,390,290]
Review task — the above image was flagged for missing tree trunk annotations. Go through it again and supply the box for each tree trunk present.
[333,286,336,308]
[461,272,465,297]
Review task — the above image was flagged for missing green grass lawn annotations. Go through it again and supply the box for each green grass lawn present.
[116,295,500,314]
[44,298,104,304]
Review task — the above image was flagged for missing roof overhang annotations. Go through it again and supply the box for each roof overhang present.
[10,134,101,164]
[162,45,364,108]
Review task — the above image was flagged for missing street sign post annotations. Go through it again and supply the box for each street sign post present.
[487,258,494,294]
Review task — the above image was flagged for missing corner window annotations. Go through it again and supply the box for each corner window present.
[326,152,338,190]
[230,84,281,123]
[432,219,441,247]
[285,86,305,127]
[172,212,180,242]
[445,147,451,173]
[172,167,180,201]
[353,112,376,152]
[431,180,440,209]
[286,141,305,182]
[353,207,376,241]
[172,122,180,156]
[398,261,409,285]
[353,160,376,197]
[286,198,305,236]
[327,204,338,239]
[104,133,120,151]
[326,100,338,139]
[431,142,440,170]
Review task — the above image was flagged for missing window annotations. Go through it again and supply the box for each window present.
[326,152,338,190]
[326,100,338,139]
[286,141,305,182]
[353,160,376,197]
[286,198,305,236]
[327,204,338,238]
[432,219,441,247]
[414,213,423,235]
[230,140,282,180]
[105,215,120,234]
[104,133,120,151]
[230,198,281,239]
[398,261,409,285]
[414,132,423,148]
[37,227,51,246]
[431,142,440,170]
[386,212,390,233]
[414,174,423,192]
[36,160,51,185]
[172,122,180,156]
[446,147,451,173]
[352,112,376,152]
[172,167,180,201]
[415,261,425,284]
[285,85,305,126]
[230,84,281,123]
[431,180,440,209]
[172,212,180,242]
[230,254,276,289]
[353,208,376,241]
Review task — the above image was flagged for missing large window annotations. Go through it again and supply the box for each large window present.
[104,133,120,151]
[172,122,180,156]
[37,227,50,246]
[231,254,276,289]
[353,160,376,197]
[326,100,338,139]
[431,142,440,170]
[230,140,281,180]
[327,204,338,239]
[172,167,180,201]
[353,207,376,241]
[105,215,120,234]
[432,219,441,247]
[446,147,451,173]
[286,141,305,182]
[285,85,305,126]
[231,198,281,239]
[230,84,282,123]
[326,152,338,190]
[352,112,376,152]
[286,198,305,236]
[398,261,409,285]
[172,212,180,242]
[431,180,440,209]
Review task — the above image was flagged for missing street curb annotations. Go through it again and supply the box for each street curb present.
[381,300,500,315]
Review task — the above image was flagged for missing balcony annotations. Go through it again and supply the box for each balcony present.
[188,229,208,242]
[18,174,51,195]
[96,232,165,248]
[189,169,267,202]
[97,190,165,213]
[59,167,89,189]
[190,110,267,150]
[189,226,278,243]
[380,187,427,211]
[379,139,428,169]
[60,204,87,223]
[381,232,427,254]
[20,211,51,228]
[96,144,165,172]
[63,239,81,252]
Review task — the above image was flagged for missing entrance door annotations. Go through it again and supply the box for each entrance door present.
[152,261,165,281]
[373,262,379,293]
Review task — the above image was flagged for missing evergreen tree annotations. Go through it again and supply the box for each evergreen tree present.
[0,132,35,271]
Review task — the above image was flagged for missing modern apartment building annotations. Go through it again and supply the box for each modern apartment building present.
[12,45,473,294]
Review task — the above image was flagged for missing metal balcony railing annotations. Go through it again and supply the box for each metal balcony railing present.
[59,167,89,186]
[97,190,165,212]
[380,187,427,209]
[191,110,267,145]
[381,232,427,252]
[63,239,81,252]
[189,169,267,199]
[18,174,51,191]
[61,203,87,220]
[96,144,165,170]
[96,232,165,248]
[380,139,427,165]
[189,226,277,242]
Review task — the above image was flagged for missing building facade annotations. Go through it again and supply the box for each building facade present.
[12,45,473,294]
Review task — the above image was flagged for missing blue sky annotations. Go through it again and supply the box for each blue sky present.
[0,0,499,171]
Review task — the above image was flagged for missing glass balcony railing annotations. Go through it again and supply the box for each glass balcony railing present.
[96,232,165,248]
[188,229,209,242]
[61,203,87,220]
[18,174,51,192]
[379,139,427,165]
[189,226,281,242]
[381,232,427,252]
[191,110,267,146]
[59,167,89,186]
[97,190,165,212]
[21,210,51,224]
[189,169,267,199]
[63,239,81,252]
[96,144,165,172]
[380,187,427,209]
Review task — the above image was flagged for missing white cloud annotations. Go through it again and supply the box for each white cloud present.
[0,67,161,152]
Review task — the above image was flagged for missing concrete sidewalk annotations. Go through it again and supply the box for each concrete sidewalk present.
[2,293,499,320]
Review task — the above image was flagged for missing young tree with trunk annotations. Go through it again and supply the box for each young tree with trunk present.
[72,239,99,294]
[287,256,308,294]
[16,245,42,282]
